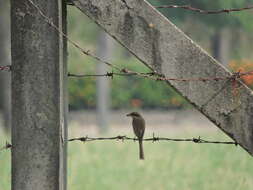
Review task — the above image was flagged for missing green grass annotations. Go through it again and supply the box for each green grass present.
[1,132,253,190]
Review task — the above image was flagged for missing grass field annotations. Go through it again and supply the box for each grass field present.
[1,131,253,190]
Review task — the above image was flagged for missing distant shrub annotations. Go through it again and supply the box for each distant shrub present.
[229,59,253,88]
[68,58,188,110]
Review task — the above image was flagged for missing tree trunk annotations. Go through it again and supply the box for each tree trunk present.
[96,31,114,133]
[212,28,231,67]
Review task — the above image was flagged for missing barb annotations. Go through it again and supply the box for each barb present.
[26,0,122,71]
[155,4,253,14]
[0,142,12,152]
[0,65,11,71]
[68,135,237,145]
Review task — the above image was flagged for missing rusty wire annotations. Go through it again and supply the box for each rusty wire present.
[68,70,253,85]
[155,4,253,14]
[68,71,159,78]
[68,134,237,145]
[26,0,122,72]
[0,134,236,154]
[25,0,253,85]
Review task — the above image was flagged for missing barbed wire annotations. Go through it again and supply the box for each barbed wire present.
[0,133,237,151]
[0,65,11,72]
[25,0,253,86]
[2,62,253,85]
[0,134,237,154]
[0,142,12,152]
[68,0,253,14]
[68,134,238,145]
[26,0,123,72]
[68,71,159,78]
[155,4,253,14]
[68,70,253,86]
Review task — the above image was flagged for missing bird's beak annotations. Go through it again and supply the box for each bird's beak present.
[126,113,131,117]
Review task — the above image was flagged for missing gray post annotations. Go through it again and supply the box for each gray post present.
[96,32,113,133]
[11,0,67,189]
[62,2,68,190]
[0,0,11,132]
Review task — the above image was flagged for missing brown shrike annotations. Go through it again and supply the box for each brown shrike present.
[127,112,145,160]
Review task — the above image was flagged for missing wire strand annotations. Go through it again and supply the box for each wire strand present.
[155,4,253,14]
[68,135,238,145]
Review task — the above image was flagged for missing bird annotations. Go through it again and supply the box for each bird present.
[126,112,145,160]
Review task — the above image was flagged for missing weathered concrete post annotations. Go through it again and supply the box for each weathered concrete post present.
[11,0,67,189]
[62,2,68,189]
[0,0,11,132]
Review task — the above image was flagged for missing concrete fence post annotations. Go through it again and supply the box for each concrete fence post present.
[11,0,68,189]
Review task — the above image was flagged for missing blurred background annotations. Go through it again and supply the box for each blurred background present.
[1,0,253,189]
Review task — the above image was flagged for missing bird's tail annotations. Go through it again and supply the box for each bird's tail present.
[139,139,144,160]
